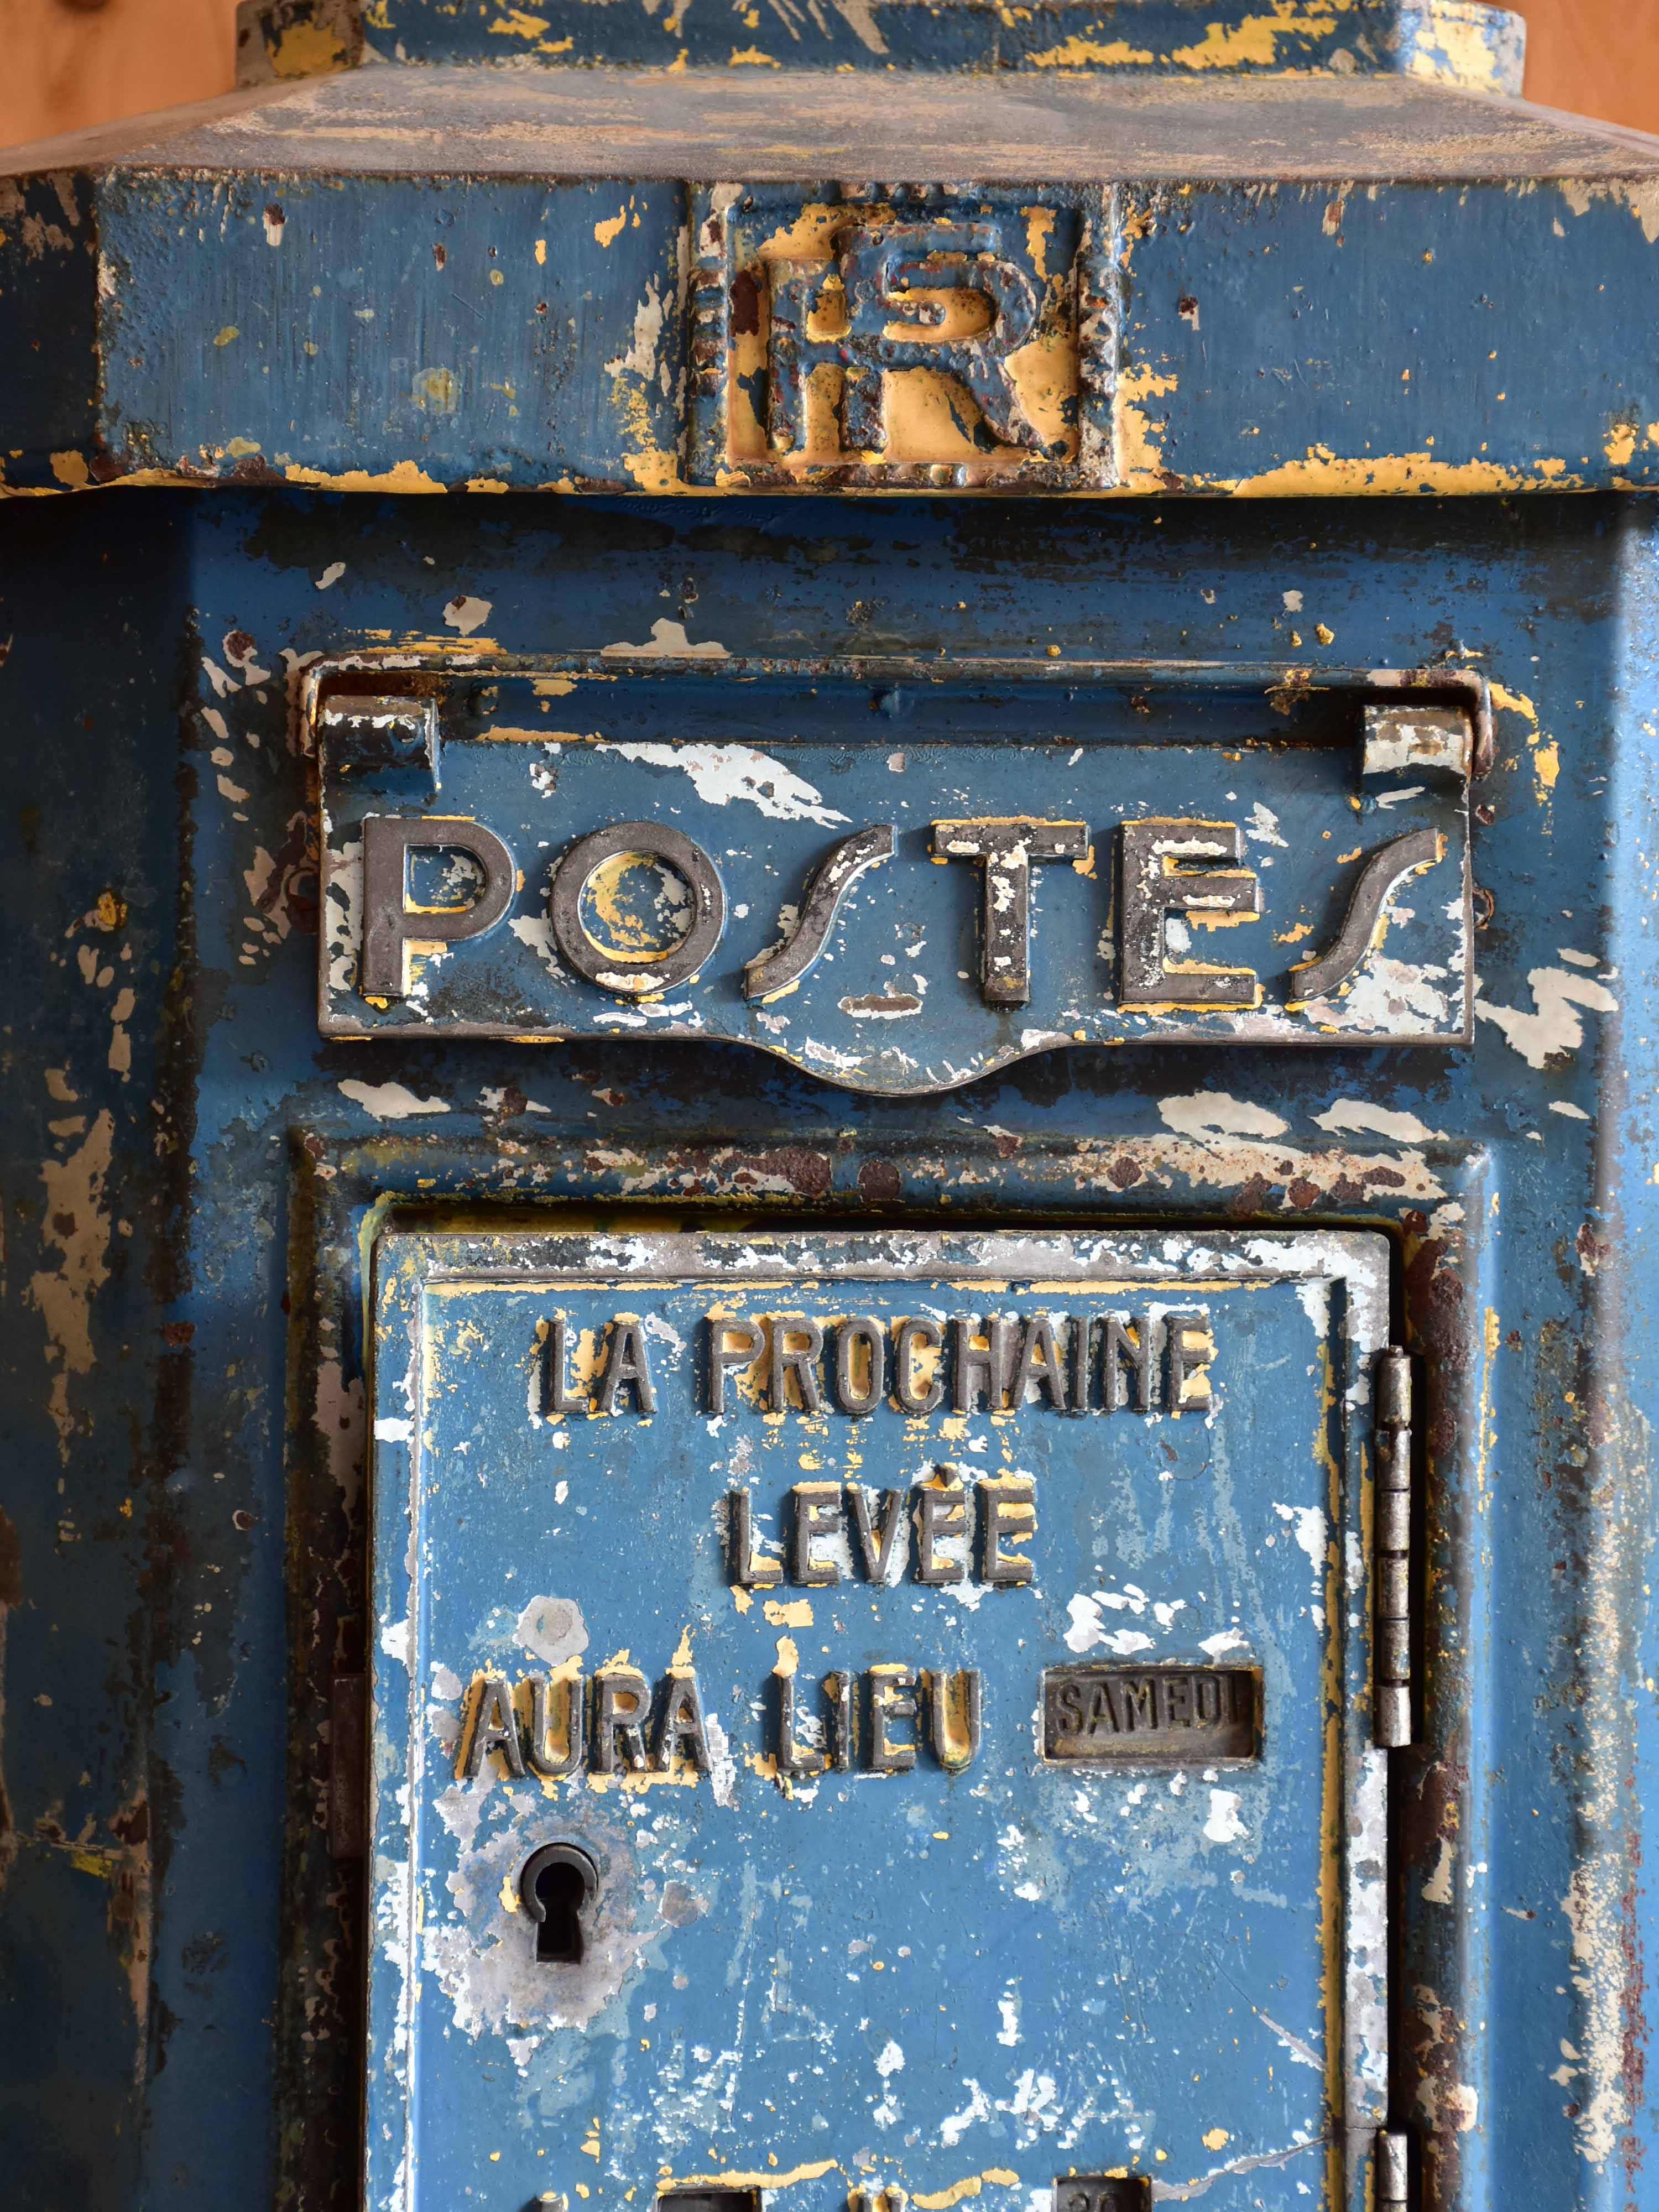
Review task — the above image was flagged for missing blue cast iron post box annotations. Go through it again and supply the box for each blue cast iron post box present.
[3,6,1659,2210]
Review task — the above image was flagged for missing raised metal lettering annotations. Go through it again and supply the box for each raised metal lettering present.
[1118,818,1261,1008]
[932,818,1089,1006]
[359,813,516,999]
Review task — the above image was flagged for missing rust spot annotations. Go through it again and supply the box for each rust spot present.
[751,1145,832,1199]
[1286,1176,1320,1211]
[729,268,761,338]
[108,1797,148,1848]
[856,1158,901,1204]
[1108,1156,1141,1189]
[0,1505,20,1610]
[162,1320,195,1347]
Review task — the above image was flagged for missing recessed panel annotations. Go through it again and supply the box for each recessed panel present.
[367,1228,1389,2212]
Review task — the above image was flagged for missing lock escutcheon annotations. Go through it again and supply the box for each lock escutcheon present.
[519,1843,599,1965]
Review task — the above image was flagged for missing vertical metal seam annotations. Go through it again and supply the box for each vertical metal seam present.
[1374,1347,1415,1750]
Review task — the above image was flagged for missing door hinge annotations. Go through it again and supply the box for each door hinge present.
[1375,2127,1412,2207]
[1374,1347,1415,1750]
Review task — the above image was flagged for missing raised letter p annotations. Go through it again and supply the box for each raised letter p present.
[358,814,517,999]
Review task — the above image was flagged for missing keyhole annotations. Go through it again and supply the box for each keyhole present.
[533,1859,587,1963]
[519,1842,598,1966]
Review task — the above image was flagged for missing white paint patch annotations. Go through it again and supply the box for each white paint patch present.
[830,0,889,54]
[507,912,564,978]
[1102,1628,1155,1656]
[374,1416,413,1443]
[1310,953,1453,1035]
[1421,1837,1456,1905]
[1256,2009,1322,2070]
[1200,1628,1250,1658]
[514,1595,588,1666]
[939,2078,992,2147]
[603,276,666,380]
[1204,1788,1246,1844]
[430,1662,463,1700]
[338,1078,451,1119]
[1274,1500,1329,1578]
[600,617,728,659]
[315,561,346,589]
[379,1616,414,1671]
[1475,966,1618,1068]
[28,1109,115,1456]
[997,1991,1021,2047]
[442,594,492,635]
[1245,802,1288,849]
[1282,589,1304,612]
[705,1713,737,1808]
[596,740,848,828]
[1159,1092,1290,1141]
[1549,1100,1592,1121]
[1311,1099,1444,1144]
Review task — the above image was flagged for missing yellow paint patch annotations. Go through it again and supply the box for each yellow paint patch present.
[284,460,446,494]
[1113,363,1179,486]
[1404,4,1514,94]
[728,44,780,64]
[1491,682,1559,806]
[670,1623,695,1669]
[763,1597,813,1628]
[1221,444,1576,497]
[268,16,354,76]
[594,210,629,248]
[50,450,91,489]
[1202,2127,1230,2151]
[1024,35,1154,65]
[622,447,682,492]
[1606,424,1639,469]
[914,2171,1022,2210]
[213,325,239,347]
[661,2163,838,2191]
[773,1634,800,1677]
[1171,3,1345,70]
[488,7,550,34]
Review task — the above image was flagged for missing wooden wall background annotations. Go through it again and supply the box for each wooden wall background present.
[0,2,1655,157]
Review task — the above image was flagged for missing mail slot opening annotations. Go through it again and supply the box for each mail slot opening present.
[657,2190,762,2212]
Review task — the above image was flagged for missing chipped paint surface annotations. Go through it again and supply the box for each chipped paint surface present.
[0,400,1653,2212]
[369,1229,1388,2208]
[8,28,1658,499]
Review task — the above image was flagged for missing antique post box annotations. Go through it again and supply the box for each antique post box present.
[4,4,1659,2209]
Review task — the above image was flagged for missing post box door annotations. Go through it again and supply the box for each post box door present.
[366,1228,1390,2212]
